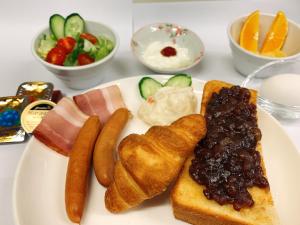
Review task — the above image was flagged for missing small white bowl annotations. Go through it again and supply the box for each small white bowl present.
[228,13,300,76]
[131,23,205,74]
[32,21,119,90]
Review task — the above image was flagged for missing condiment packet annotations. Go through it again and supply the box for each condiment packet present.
[21,100,56,134]
[0,96,29,143]
[16,82,54,102]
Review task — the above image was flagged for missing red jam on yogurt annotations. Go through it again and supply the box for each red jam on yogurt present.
[161,46,177,57]
[142,41,192,70]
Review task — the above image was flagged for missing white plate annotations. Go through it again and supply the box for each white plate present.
[13,76,300,225]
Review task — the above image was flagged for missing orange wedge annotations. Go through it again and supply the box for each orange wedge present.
[261,49,287,58]
[240,10,260,53]
[260,11,288,54]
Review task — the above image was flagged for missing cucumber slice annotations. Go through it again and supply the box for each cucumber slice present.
[49,14,65,40]
[164,74,192,87]
[64,13,85,39]
[139,77,163,99]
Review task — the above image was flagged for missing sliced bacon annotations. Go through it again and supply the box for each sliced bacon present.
[73,85,126,124]
[33,97,88,156]
[33,85,125,156]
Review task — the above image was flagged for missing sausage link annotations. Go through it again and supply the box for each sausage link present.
[93,108,130,187]
[65,116,101,223]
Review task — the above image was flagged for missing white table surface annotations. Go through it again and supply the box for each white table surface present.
[0,0,299,224]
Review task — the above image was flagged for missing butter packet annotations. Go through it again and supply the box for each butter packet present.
[16,82,54,102]
[0,96,29,143]
[21,100,56,134]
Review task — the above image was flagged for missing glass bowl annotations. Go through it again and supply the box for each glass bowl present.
[242,59,300,119]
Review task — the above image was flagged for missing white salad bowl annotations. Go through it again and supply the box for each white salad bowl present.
[32,21,119,90]
[131,23,205,74]
[228,13,300,76]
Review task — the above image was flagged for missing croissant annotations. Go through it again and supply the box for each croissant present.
[104,114,206,213]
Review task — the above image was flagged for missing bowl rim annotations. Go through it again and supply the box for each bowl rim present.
[227,12,300,60]
[130,22,205,73]
[242,58,300,110]
[31,20,120,71]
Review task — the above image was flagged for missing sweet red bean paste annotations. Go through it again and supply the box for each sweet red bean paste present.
[160,46,177,57]
[189,86,269,211]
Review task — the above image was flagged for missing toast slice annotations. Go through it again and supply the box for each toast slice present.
[171,80,279,225]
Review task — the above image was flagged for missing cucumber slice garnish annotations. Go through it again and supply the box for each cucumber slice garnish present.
[64,13,85,39]
[164,74,192,87]
[138,74,192,99]
[139,77,163,99]
[49,14,65,40]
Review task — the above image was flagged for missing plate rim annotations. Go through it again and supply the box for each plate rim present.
[12,75,300,225]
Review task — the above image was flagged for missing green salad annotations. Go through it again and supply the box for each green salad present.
[37,13,114,66]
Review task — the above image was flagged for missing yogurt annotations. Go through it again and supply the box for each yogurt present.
[142,41,193,70]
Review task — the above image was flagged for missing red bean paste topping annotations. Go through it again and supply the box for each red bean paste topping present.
[189,86,269,211]
[160,46,177,57]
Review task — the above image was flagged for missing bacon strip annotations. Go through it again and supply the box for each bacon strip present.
[33,97,88,156]
[73,85,126,124]
[33,85,125,156]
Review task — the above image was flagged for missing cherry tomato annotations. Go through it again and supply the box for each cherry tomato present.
[56,37,76,54]
[46,47,67,66]
[77,53,95,66]
[79,33,98,44]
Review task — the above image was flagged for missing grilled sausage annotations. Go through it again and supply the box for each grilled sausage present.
[93,108,130,187]
[65,116,101,223]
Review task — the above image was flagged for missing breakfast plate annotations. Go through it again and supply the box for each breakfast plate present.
[13,76,300,225]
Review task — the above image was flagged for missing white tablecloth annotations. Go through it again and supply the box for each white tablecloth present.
[0,0,299,224]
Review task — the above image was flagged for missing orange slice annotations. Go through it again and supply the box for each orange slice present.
[260,11,288,54]
[240,10,260,53]
[261,49,287,58]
